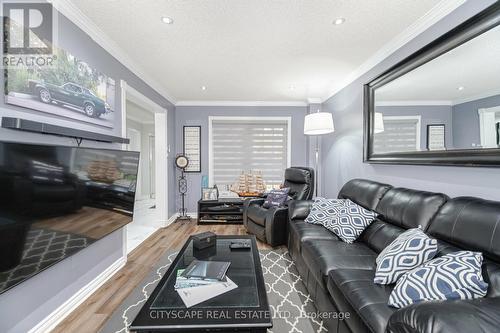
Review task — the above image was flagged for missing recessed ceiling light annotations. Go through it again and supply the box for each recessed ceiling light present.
[289,85,296,91]
[201,86,207,91]
[161,16,174,24]
[333,17,346,25]
[457,86,465,91]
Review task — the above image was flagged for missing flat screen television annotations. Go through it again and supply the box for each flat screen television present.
[0,141,139,293]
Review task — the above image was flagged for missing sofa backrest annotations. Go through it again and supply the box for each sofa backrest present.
[375,188,449,231]
[337,179,391,210]
[360,187,448,253]
[428,197,500,262]
[283,167,315,201]
[428,197,500,297]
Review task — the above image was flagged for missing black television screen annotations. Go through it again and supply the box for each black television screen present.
[0,141,139,293]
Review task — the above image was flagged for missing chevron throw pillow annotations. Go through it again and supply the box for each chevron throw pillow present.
[374,228,438,285]
[304,197,347,225]
[388,251,488,308]
[323,199,378,243]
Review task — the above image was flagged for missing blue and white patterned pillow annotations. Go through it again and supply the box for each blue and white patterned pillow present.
[304,198,347,225]
[374,228,437,285]
[388,251,488,308]
[324,199,378,243]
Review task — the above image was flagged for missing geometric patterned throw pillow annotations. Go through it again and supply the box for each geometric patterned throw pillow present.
[324,199,378,243]
[304,197,348,226]
[388,251,488,308]
[374,228,438,285]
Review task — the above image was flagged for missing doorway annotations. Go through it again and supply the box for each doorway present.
[121,80,168,253]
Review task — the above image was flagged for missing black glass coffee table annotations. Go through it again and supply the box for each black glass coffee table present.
[130,235,272,332]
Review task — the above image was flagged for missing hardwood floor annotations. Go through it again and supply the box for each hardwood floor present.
[52,220,274,333]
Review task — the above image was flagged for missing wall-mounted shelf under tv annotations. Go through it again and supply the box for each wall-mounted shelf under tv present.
[1,117,129,144]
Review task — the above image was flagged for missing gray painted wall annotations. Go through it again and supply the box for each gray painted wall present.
[452,94,500,149]
[0,9,175,333]
[175,105,309,213]
[320,0,500,201]
[375,105,453,150]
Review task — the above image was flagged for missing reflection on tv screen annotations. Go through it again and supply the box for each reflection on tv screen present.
[0,142,139,293]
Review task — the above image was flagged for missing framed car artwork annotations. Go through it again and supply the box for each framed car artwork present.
[4,46,116,129]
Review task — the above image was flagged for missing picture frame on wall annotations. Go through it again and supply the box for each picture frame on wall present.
[183,126,201,172]
[4,46,116,128]
[427,124,446,151]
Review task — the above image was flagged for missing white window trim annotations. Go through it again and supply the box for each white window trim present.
[208,116,292,187]
[382,115,422,151]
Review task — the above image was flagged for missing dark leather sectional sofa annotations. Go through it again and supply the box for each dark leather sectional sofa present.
[287,178,500,333]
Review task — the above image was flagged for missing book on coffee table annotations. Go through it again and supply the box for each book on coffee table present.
[175,276,238,308]
[174,269,225,289]
[180,260,230,281]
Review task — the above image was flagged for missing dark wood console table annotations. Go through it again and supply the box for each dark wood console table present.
[197,198,246,225]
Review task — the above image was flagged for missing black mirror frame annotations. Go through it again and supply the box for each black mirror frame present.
[364,2,500,167]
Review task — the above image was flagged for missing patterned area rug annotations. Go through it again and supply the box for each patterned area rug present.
[99,249,327,333]
[0,228,94,293]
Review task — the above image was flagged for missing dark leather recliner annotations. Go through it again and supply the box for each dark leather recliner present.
[243,167,314,247]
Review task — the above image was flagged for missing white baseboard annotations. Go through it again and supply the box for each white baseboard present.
[166,212,197,225]
[28,256,127,333]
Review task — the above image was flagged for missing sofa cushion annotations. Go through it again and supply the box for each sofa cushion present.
[375,228,438,285]
[360,219,406,253]
[375,187,448,231]
[301,239,376,288]
[328,269,396,333]
[287,220,339,259]
[338,178,392,211]
[304,197,347,225]
[389,251,488,309]
[324,199,378,243]
[246,205,268,227]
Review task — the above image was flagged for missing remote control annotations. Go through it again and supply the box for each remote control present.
[230,242,251,250]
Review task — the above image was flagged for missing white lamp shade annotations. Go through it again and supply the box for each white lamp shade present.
[374,112,384,134]
[304,112,335,135]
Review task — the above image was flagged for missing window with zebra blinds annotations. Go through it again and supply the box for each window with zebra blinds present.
[209,117,291,189]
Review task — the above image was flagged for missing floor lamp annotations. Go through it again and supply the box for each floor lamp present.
[304,111,335,197]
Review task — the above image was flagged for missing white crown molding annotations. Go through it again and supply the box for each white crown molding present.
[452,88,500,106]
[28,256,126,333]
[51,0,177,104]
[307,98,322,104]
[376,100,452,106]
[321,0,466,102]
[176,100,308,107]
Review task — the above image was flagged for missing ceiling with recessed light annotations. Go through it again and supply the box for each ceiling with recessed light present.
[70,0,447,103]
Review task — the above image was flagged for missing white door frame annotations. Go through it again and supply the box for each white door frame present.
[121,80,168,226]
[126,127,143,199]
[478,106,500,148]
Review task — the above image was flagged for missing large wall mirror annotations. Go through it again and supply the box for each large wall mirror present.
[364,3,500,166]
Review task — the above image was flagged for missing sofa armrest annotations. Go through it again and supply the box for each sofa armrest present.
[244,198,266,208]
[243,198,266,228]
[387,298,500,333]
[288,200,313,221]
[265,206,288,247]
